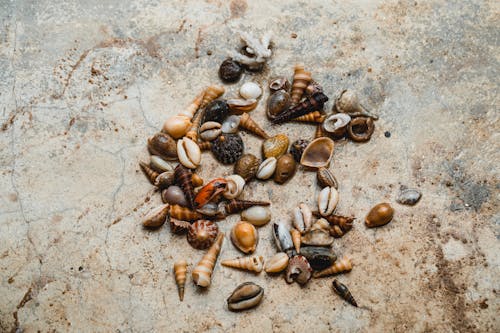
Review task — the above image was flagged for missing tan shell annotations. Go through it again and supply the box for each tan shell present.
[227,282,264,311]
[230,221,258,254]
[293,203,313,233]
[185,109,204,142]
[262,134,289,159]
[179,91,204,119]
[256,157,277,180]
[314,123,328,139]
[200,85,225,110]
[291,64,312,105]
[227,98,258,114]
[139,161,159,184]
[241,206,271,227]
[311,218,330,231]
[240,113,269,139]
[199,121,222,141]
[177,137,201,169]
[191,173,204,187]
[300,137,335,168]
[192,232,224,287]
[301,229,334,247]
[234,154,261,182]
[264,253,289,273]
[365,203,394,228]
[223,174,245,199]
[292,111,325,123]
[150,155,174,173]
[322,113,351,137]
[162,115,192,139]
[174,260,187,301]
[290,228,301,253]
[334,89,378,120]
[221,256,264,273]
[318,186,339,216]
[148,133,177,161]
[313,257,353,278]
[170,204,202,221]
[141,204,169,228]
[317,167,338,189]
[274,153,296,184]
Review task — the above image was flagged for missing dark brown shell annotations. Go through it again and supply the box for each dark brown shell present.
[234,154,261,182]
[147,133,177,160]
[211,133,244,164]
[365,203,394,228]
[347,117,375,142]
[274,153,296,184]
[174,164,195,209]
[225,199,270,215]
[219,58,243,83]
[266,90,291,120]
[285,255,312,285]
[272,92,329,124]
[169,217,191,234]
[203,100,230,124]
[290,139,310,163]
[187,220,219,250]
[269,77,290,92]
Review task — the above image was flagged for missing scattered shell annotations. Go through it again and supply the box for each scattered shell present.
[194,178,227,208]
[311,217,331,231]
[305,80,324,96]
[211,133,244,164]
[285,255,312,285]
[322,113,351,138]
[292,111,325,123]
[300,137,335,169]
[174,164,195,209]
[264,253,289,273]
[332,279,358,307]
[227,282,264,311]
[300,247,337,271]
[174,260,187,301]
[290,228,301,253]
[274,153,296,184]
[200,85,225,110]
[223,175,245,200]
[162,115,192,139]
[317,167,338,189]
[266,90,290,120]
[196,202,225,219]
[142,204,169,228]
[262,134,289,159]
[273,222,294,252]
[323,215,354,237]
[197,141,213,151]
[222,256,264,273]
[170,204,202,221]
[318,186,339,216]
[199,121,222,141]
[365,203,394,228]
[347,116,375,142]
[179,91,204,119]
[177,138,201,169]
[240,82,262,100]
[256,157,277,180]
[147,133,177,160]
[192,232,224,288]
[187,220,219,250]
[269,77,290,92]
[203,100,230,124]
[241,206,272,227]
[291,65,312,105]
[397,188,422,206]
[169,217,191,234]
[234,154,260,182]
[293,203,313,234]
[185,109,204,142]
[225,199,270,215]
[273,92,328,124]
[154,171,175,189]
[334,89,378,120]
[314,257,352,277]
[289,139,310,163]
[301,229,334,247]
[221,115,241,134]
[191,173,204,187]
[139,161,159,184]
[219,58,243,83]
[227,98,258,114]
[240,113,269,139]
[150,155,174,173]
[231,221,258,254]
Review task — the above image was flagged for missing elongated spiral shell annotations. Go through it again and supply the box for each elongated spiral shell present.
[290,228,301,253]
[192,232,224,288]
[313,257,353,278]
[170,204,202,221]
[221,256,264,273]
[291,65,312,105]
[174,260,187,301]
[225,199,270,215]
[174,164,195,209]
[200,85,225,110]
[139,161,159,185]
[292,111,324,123]
[239,113,269,139]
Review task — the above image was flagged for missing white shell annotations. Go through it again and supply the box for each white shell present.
[162,115,191,139]
[265,253,289,273]
[318,186,339,216]
[177,137,201,169]
[256,157,277,180]
[293,203,313,233]
[199,121,222,141]
[240,82,262,100]
[322,113,351,133]
[224,174,246,199]
[150,155,173,172]
[241,206,271,226]
[221,115,241,134]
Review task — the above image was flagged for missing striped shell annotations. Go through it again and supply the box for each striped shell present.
[187,220,219,250]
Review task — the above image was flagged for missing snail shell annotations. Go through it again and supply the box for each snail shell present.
[225,199,270,215]
[221,115,241,134]
[227,282,264,311]
[231,221,258,254]
[221,255,264,273]
[234,154,261,182]
[314,257,352,278]
[347,116,375,142]
[142,204,169,228]
[300,137,335,169]
[174,164,195,209]
[239,113,269,139]
[290,228,301,253]
[289,139,310,163]
[162,115,192,139]
[173,260,187,301]
[397,188,422,206]
[187,220,219,250]
[139,161,159,185]
[317,167,338,189]
[300,246,337,271]
[196,202,225,218]
[227,98,258,114]
[269,77,290,92]
[318,187,339,216]
[285,255,312,285]
[266,90,290,120]
[202,100,230,124]
[264,253,289,273]
[365,203,394,228]
[301,229,334,247]
[147,133,177,160]
[150,155,174,173]
[192,232,224,288]
[272,92,329,124]
[239,82,262,100]
[154,171,175,190]
[334,89,378,120]
[169,217,191,234]
[274,153,296,184]
[322,113,351,138]
[241,206,271,227]
[170,204,202,221]
[292,111,325,123]
[291,64,312,105]
[177,137,201,169]
[211,133,244,164]
[199,121,222,141]
[219,58,243,83]
[273,222,294,252]
[200,85,225,110]
[311,217,331,231]
[262,134,289,159]
[223,174,246,200]
[256,157,277,180]
[332,279,358,307]
[293,203,313,234]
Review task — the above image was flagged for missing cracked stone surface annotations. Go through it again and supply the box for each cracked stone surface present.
[0,1,498,332]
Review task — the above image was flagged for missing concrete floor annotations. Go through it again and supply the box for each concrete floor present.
[0,0,498,332]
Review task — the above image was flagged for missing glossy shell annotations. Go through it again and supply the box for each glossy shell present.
[203,100,230,124]
[221,115,241,134]
[300,137,335,168]
[293,203,313,234]
[262,134,289,159]
[317,167,338,189]
[142,204,169,228]
[266,90,290,120]
[318,186,339,216]
[289,139,310,163]
[227,98,258,114]
[162,115,192,139]
[274,153,296,184]
[273,222,293,252]
[365,203,394,228]
[219,58,243,83]
[199,121,222,141]
[300,247,337,271]
[154,171,175,189]
[264,253,289,273]
[240,82,262,99]
[211,133,244,164]
[223,174,246,200]
[256,157,277,180]
[187,220,219,250]
[227,282,264,311]
[147,133,177,160]
[231,221,258,254]
[234,154,261,182]
[177,137,201,169]
[162,185,188,206]
[241,206,271,227]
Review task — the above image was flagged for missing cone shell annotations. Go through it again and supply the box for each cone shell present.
[174,164,195,209]
[314,257,353,278]
[179,91,204,119]
[141,204,169,228]
[264,253,289,273]
[200,85,225,110]
[170,204,202,221]
[187,220,219,250]
[230,221,258,254]
[292,111,324,123]
[262,134,289,159]
[139,161,160,185]
[300,137,335,169]
[291,65,312,105]
[225,199,270,215]
[291,228,301,253]
[185,109,204,142]
[162,115,192,139]
[174,260,187,301]
[239,113,269,139]
[234,154,261,182]
[192,232,224,288]
[191,173,204,187]
[221,256,264,273]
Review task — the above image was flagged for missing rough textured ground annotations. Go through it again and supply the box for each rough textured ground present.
[0,0,499,332]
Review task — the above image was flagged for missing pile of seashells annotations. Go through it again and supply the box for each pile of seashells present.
[138,34,399,311]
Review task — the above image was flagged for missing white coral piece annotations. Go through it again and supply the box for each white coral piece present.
[232,31,273,69]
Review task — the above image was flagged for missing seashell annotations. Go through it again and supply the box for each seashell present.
[197,141,213,151]
[305,80,324,96]
[323,215,354,237]
[194,178,227,208]
[173,260,187,301]
[142,204,169,228]
[290,228,301,253]
[300,246,337,271]
[264,253,289,273]
[223,174,245,200]
[291,64,312,105]
[239,82,262,100]
[185,109,204,142]
[311,218,331,231]
[139,161,159,185]
[293,203,313,234]
[285,255,312,285]
[154,171,175,189]
[241,206,272,227]
[225,199,270,215]
[397,188,422,206]
[234,154,260,182]
[240,113,269,139]
[314,123,327,139]
[202,100,230,124]
[169,217,191,234]
[147,133,177,161]
[365,203,394,228]
[301,229,334,247]
[170,204,202,221]
[262,134,289,159]
[162,115,192,139]
[334,89,378,120]
[227,98,258,114]
[289,139,310,163]
[274,153,296,184]
[222,255,264,273]
[199,121,222,141]
[200,85,225,110]
[318,186,339,216]
[314,257,352,277]
[196,202,226,219]
[227,282,264,311]
[174,164,195,209]
[221,115,241,134]
[273,222,294,252]
[231,221,258,254]
[292,111,325,123]
[177,137,201,169]
[322,113,351,138]
[272,92,329,124]
[300,137,335,169]
[150,155,174,173]
[332,279,358,307]
[211,133,244,164]
[347,116,375,142]
[192,232,224,287]
[219,58,243,83]
[317,167,338,189]
[191,173,204,187]
[269,77,290,92]
[179,91,205,119]
[266,90,290,120]
[256,157,277,180]
[187,220,219,250]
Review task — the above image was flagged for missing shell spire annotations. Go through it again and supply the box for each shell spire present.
[200,85,225,110]
[179,91,205,119]
[313,257,353,278]
[185,109,204,142]
[314,123,327,139]
[291,65,312,105]
[239,113,270,139]
[290,228,301,253]
[174,164,195,209]
[225,199,270,215]
[140,161,160,185]
[192,232,225,288]
[221,256,264,273]
[292,111,325,123]
[197,141,213,151]
[170,204,203,221]
[174,260,187,301]
[272,92,329,124]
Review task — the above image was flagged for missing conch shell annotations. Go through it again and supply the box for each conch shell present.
[192,232,224,288]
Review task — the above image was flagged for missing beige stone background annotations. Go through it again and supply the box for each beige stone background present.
[0,0,499,332]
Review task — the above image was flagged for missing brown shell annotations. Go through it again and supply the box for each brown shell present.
[365,203,394,228]
[266,90,290,120]
[317,167,338,189]
[170,204,202,221]
[224,199,270,215]
[239,113,269,139]
[231,221,258,254]
[169,217,191,234]
[187,220,219,250]
[174,164,195,209]
[274,153,296,184]
[147,133,177,160]
[234,154,261,182]
[289,139,310,163]
[285,255,312,285]
[269,77,290,92]
[291,65,312,105]
[300,137,335,169]
[347,116,375,142]
[211,133,244,164]
[262,134,289,159]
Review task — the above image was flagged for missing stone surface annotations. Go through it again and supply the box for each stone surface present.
[0,0,499,332]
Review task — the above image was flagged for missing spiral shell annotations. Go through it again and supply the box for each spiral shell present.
[272,92,328,124]
[289,139,310,163]
[223,174,245,200]
[314,123,328,139]
[314,257,353,278]
[141,204,169,228]
[178,91,204,119]
[211,133,244,164]
[269,77,290,92]
[197,141,213,151]
[240,113,269,139]
[256,157,277,180]
[225,199,270,215]
[332,279,358,307]
[199,121,222,141]
[231,221,258,254]
[221,255,264,273]
[139,161,160,184]
[365,203,394,228]
[200,85,225,110]
[203,100,230,124]
[274,153,296,184]
[267,90,290,120]
[290,228,301,253]
[264,253,289,273]
[187,220,219,250]
[170,204,202,221]
[227,98,258,114]
[291,64,312,105]
[192,232,224,288]
[317,167,338,189]
[322,113,351,138]
[177,137,201,169]
[300,137,335,169]
[239,82,262,100]
[234,154,261,182]
[262,134,289,159]
[174,260,187,301]
[241,206,272,227]
[147,133,177,161]
[334,89,378,120]
[174,164,195,209]
[185,108,204,142]
[162,115,192,139]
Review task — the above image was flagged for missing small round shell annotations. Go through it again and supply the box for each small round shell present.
[300,137,335,169]
[187,220,219,250]
[162,115,192,139]
[223,174,246,199]
[234,154,261,182]
[230,221,258,254]
[241,206,271,227]
[162,185,188,207]
[256,157,277,180]
[289,139,310,163]
[211,133,244,164]
[177,137,201,169]
[219,58,243,83]
[203,100,230,124]
[318,186,339,216]
[274,153,296,184]
[365,203,394,228]
[322,113,351,137]
[199,121,222,141]
[269,77,290,92]
[147,133,177,160]
[240,82,262,100]
[262,134,289,159]
[221,115,241,134]
[266,90,290,120]
[265,253,289,273]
